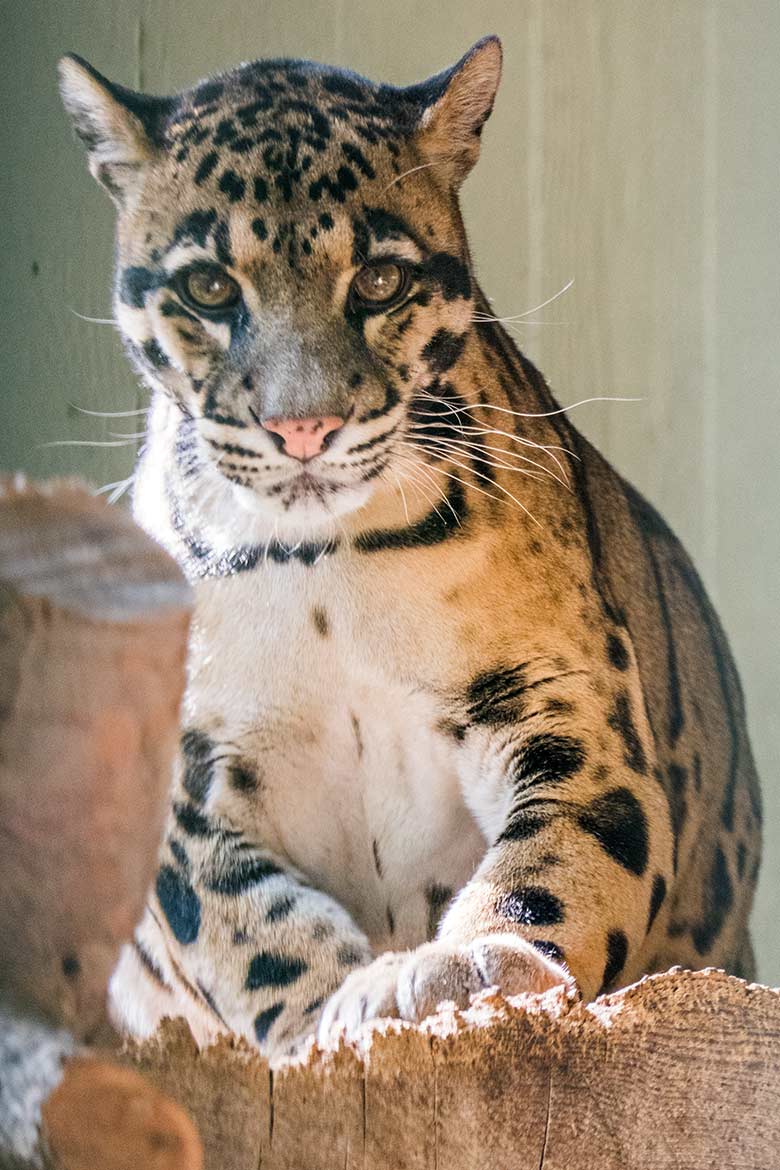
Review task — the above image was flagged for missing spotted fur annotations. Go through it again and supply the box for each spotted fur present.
[60,37,761,1060]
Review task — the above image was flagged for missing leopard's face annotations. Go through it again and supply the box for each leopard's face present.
[60,45,501,530]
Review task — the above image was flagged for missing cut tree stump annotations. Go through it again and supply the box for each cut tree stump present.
[127,968,780,1170]
[0,477,199,1169]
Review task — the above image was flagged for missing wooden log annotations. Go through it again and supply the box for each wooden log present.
[0,476,191,1039]
[0,477,200,1169]
[126,969,780,1170]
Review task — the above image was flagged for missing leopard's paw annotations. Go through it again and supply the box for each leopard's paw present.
[317,934,570,1046]
[395,933,571,1021]
[317,950,406,1046]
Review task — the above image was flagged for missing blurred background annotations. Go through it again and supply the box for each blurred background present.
[1,1,778,979]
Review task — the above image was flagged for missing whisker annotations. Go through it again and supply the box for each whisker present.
[411,432,570,490]
[421,387,642,421]
[412,389,575,478]
[391,452,459,527]
[93,475,135,503]
[69,308,118,326]
[393,474,411,526]
[397,439,542,528]
[38,438,143,449]
[69,403,149,418]
[382,158,454,193]
[472,278,575,322]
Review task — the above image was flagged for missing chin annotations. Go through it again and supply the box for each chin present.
[230,477,376,537]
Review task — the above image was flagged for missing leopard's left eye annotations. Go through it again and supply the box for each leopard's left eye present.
[351,262,409,308]
[178,265,241,312]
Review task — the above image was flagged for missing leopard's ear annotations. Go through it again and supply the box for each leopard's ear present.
[407,36,502,187]
[58,54,172,205]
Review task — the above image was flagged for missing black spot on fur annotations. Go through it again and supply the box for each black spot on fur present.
[577,787,649,877]
[206,856,282,896]
[511,735,587,790]
[337,945,364,967]
[319,211,335,231]
[194,150,219,185]
[423,253,472,301]
[465,665,526,726]
[667,763,688,871]
[254,175,269,203]
[351,713,364,759]
[251,217,268,241]
[355,477,467,552]
[193,80,224,106]
[358,382,400,423]
[426,883,453,938]
[173,208,217,247]
[119,266,161,308]
[213,219,234,266]
[180,728,214,804]
[421,328,466,373]
[309,165,358,203]
[607,634,630,671]
[600,929,628,994]
[160,299,199,322]
[173,801,217,837]
[156,865,201,945]
[219,169,246,202]
[647,874,667,932]
[312,606,329,637]
[692,846,733,954]
[229,761,260,793]
[546,698,575,718]
[245,951,308,990]
[496,887,565,927]
[498,808,551,845]
[254,1003,284,1044]
[341,141,375,178]
[363,206,414,243]
[736,840,747,879]
[142,338,169,369]
[323,75,365,101]
[132,938,169,989]
[372,839,383,877]
[531,939,565,965]
[267,896,296,923]
[169,838,189,869]
[607,692,647,774]
[61,953,80,979]
[213,118,238,146]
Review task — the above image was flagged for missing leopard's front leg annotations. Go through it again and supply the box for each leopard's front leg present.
[320,658,674,1038]
[109,733,372,1060]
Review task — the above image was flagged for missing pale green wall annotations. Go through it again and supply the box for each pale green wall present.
[2,2,778,979]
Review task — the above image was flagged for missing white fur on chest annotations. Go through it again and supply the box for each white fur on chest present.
[185,563,487,951]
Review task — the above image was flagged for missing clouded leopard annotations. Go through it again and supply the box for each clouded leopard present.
[59,36,761,1060]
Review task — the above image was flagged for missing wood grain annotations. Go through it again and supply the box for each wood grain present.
[126,969,780,1170]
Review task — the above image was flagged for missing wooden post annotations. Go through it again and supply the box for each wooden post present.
[127,969,780,1170]
[0,478,201,1169]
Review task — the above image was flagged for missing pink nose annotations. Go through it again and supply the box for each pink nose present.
[261,415,345,461]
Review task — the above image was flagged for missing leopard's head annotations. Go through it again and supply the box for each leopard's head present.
[59,39,501,533]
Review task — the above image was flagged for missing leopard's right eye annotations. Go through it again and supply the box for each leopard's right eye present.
[177,265,241,312]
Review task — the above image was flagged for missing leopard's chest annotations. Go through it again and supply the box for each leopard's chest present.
[184,563,488,950]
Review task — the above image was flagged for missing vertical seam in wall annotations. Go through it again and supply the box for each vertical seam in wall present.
[526,0,544,306]
[135,0,149,91]
[701,5,720,597]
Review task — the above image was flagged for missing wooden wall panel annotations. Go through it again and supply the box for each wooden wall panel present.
[1,1,777,980]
